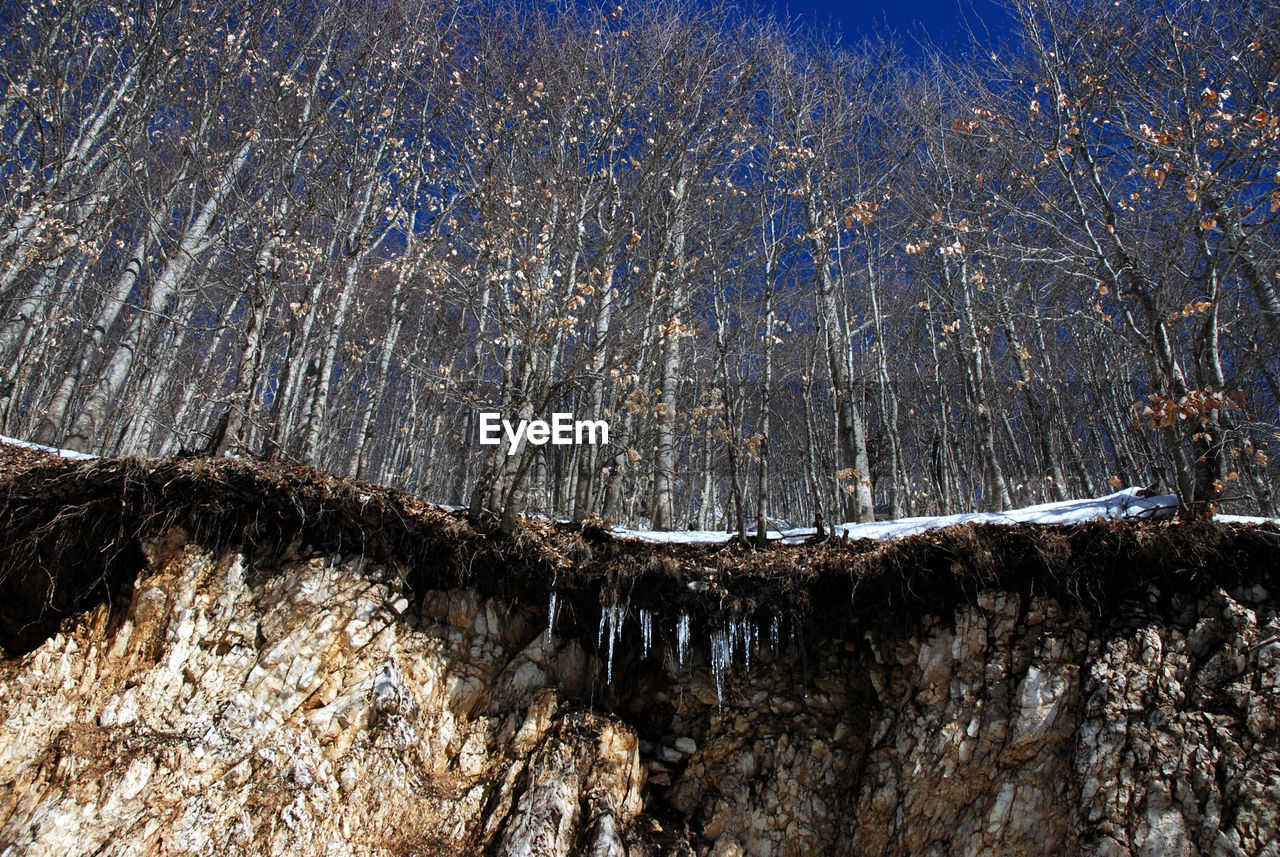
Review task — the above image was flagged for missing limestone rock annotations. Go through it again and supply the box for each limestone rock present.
[1,528,1278,857]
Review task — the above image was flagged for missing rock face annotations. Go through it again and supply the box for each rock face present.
[2,523,1279,857]
[0,529,645,857]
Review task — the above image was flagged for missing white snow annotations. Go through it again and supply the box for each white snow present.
[1215,514,1280,526]
[821,488,1182,542]
[608,526,788,544]
[0,434,96,460]
[607,487,1279,546]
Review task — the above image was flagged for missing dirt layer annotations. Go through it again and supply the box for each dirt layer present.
[2,441,1278,659]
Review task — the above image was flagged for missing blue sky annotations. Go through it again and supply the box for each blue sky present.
[772,0,1011,50]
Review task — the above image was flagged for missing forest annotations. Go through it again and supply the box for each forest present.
[0,0,1276,537]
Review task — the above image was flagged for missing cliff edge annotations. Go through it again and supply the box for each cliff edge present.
[1,446,1278,856]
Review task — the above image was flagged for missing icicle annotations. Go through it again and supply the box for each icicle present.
[742,618,753,672]
[545,590,559,647]
[640,608,652,659]
[606,613,617,684]
[769,614,780,651]
[676,613,690,666]
[598,607,607,650]
[710,626,729,708]
[725,618,736,666]
[603,603,624,684]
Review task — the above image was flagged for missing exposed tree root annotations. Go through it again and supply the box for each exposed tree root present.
[2,441,1278,658]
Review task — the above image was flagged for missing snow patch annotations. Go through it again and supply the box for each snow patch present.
[609,488,1218,545]
[0,434,97,460]
[1215,514,1280,526]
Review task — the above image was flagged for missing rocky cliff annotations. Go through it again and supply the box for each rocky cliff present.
[1,449,1278,857]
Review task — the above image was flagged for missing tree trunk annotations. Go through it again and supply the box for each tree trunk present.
[648,176,689,531]
[755,272,774,549]
[999,297,1067,502]
[63,137,253,452]
[806,192,873,522]
[573,269,616,521]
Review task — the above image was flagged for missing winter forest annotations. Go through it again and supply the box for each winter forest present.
[0,0,1277,536]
